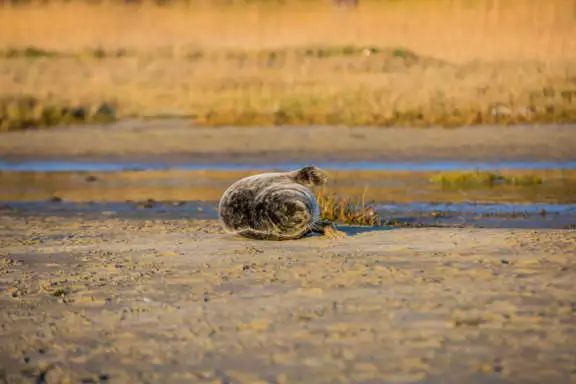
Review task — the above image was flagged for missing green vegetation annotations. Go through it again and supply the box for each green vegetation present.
[317,190,383,226]
[0,44,424,63]
[453,318,485,327]
[0,46,63,59]
[0,97,116,131]
[296,46,420,61]
[0,46,133,60]
[429,171,544,187]
[89,47,130,59]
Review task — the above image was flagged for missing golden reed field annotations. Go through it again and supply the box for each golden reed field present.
[0,0,575,127]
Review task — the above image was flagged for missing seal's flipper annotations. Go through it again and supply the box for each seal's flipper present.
[311,221,335,234]
[311,221,347,239]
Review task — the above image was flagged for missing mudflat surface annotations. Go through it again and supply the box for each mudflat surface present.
[1,121,575,163]
[1,214,575,383]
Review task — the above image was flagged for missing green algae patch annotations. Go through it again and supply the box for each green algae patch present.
[430,171,543,187]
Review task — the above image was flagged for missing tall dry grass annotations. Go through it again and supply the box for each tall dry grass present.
[0,0,575,127]
[1,0,575,62]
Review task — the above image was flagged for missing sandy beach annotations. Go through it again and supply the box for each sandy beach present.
[0,210,575,383]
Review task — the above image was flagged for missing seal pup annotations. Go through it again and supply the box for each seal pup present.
[218,166,346,240]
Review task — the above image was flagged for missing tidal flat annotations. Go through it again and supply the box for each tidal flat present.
[0,212,575,383]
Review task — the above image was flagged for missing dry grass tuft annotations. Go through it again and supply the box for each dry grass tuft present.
[317,190,382,226]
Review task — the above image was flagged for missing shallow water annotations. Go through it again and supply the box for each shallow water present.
[1,159,576,172]
[376,202,576,229]
[377,202,576,215]
[1,157,574,229]
[2,201,573,229]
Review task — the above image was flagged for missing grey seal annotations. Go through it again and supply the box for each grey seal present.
[218,166,345,240]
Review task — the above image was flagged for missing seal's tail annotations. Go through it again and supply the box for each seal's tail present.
[290,166,327,187]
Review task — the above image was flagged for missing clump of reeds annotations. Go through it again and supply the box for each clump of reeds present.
[316,190,382,226]
[0,96,116,131]
[429,171,543,187]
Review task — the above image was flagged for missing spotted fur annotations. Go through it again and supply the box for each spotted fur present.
[218,166,329,240]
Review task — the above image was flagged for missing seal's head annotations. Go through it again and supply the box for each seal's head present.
[289,166,328,187]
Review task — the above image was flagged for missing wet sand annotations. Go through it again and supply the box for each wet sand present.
[0,213,575,383]
[1,121,575,163]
